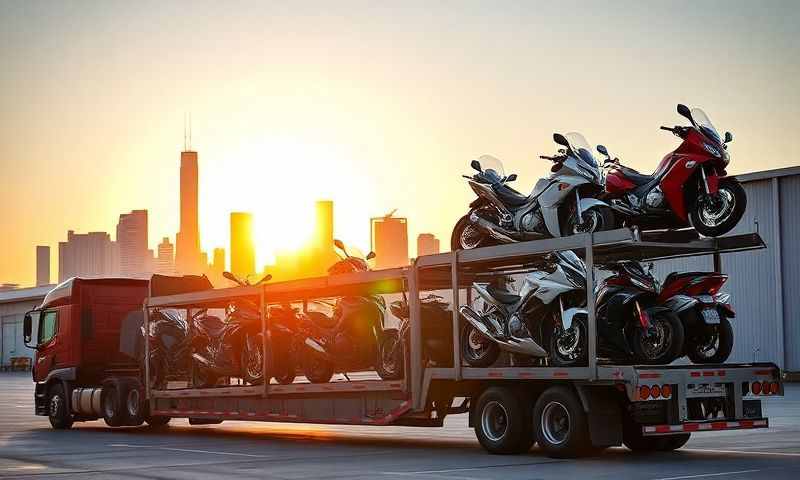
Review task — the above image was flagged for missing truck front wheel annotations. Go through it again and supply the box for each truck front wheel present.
[47,384,73,430]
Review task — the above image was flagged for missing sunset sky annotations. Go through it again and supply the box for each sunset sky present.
[1,0,798,286]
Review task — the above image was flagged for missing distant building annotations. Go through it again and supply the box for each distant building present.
[58,230,116,282]
[36,246,50,286]
[212,248,225,273]
[1,285,52,368]
[116,210,149,278]
[417,233,440,258]
[176,149,202,274]
[230,212,255,280]
[156,237,175,275]
[371,210,409,269]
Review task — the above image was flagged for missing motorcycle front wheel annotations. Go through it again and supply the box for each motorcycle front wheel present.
[460,323,500,367]
[690,177,747,237]
[376,330,404,380]
[565,206,615,236]
[451,213,492,251]
[631,310,685,365]
[302,349,334,384]
[241,334,265,385]
[549,314,588,367]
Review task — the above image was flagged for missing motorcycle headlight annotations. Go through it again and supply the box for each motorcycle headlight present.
[703,143,721,158]
[628,274,656,292]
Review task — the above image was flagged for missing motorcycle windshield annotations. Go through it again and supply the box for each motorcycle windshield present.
[553,250,586,287]
[477,154,505,182]
[564,132,598,168]
[690,107,722,144]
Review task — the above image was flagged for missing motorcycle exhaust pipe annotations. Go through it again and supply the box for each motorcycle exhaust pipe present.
[468,212,517,244]
[459,306,548,357]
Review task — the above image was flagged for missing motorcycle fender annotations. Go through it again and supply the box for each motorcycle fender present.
[718,303,736,318]
[578,197,610,214]
[561,307,586,331]
[662,294,699,314]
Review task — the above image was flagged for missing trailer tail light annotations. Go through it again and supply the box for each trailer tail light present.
[751,382,762,395]
[661,384,672,399]
[650,385,661,399]
[770,382,780,394]
[639,385,651,400]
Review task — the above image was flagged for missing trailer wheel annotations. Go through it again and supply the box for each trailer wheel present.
[145,415,171,428]
[101,384,127,427]
[656,433,691,451]
[47,383,73,430]
[474,387,533,454]
[533,385,593,458]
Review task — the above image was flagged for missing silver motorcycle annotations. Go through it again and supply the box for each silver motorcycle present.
[458,251,589,367]
[451,132,615,251]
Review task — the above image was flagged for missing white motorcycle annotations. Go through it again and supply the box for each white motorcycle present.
[458,251,589,367]
[451,133,615,251]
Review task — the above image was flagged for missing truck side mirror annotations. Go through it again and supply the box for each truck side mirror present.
[23,311,37,347]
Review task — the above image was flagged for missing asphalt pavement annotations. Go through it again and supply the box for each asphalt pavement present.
[1,372,799,479]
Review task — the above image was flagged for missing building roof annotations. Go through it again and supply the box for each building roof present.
[737,166,800,183]
[0,285,54,305]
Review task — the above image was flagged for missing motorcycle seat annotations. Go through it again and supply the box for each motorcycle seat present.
[663,271,713,286]
[618,165,654,186]
[487,285,520,304]
[493,183,529,207]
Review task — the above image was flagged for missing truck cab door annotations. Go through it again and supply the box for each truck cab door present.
[33,310,59,382]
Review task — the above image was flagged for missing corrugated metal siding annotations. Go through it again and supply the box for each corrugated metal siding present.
[779,175,800,371]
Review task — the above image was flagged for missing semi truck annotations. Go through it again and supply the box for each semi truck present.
[23,228,784,457]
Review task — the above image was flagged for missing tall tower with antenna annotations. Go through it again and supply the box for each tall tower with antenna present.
[175,114,201,274]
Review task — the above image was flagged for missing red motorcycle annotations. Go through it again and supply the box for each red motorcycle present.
[599,104,746,237]
[658,271,734,363]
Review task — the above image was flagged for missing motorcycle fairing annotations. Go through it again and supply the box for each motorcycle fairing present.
[662,294,699,314]
[561,306,585,331]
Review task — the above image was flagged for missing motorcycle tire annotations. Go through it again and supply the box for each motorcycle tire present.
[451,213,492,251]
[631,310,684,365]
[565,206,616,236]
[689,177,747,237]
[192,365,218,388]
[303,350,334,384]
[241,334,265,385]
[549,314,588,367]
[460,323,500,367]
[686,314,734,364]
[376,330,404,380]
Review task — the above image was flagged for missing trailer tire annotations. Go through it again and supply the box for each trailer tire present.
[474,387,533,454]
[656,433,691,451]
[622,418,663,452]
[101,384,128,427]
[145,415,171,428]
[47,383,73,430]
[533,385,593,458]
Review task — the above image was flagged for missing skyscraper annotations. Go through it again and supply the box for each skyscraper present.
[176,148,201,274]
[156,237,175,274]
[212,248,225,273]
[230,212,255,280]
[370,210,409,269]
[58,230,116,282]
[117,210,149,278]
[417,233,440,257]
[36,245,50,286]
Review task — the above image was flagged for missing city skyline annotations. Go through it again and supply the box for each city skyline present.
[2,2,798,285]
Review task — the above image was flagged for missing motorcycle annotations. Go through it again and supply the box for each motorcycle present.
[599,104,746,237]
[451,132,614,251]
[190,271,272,387]
[659,271,734,363]
[595,261,684,364]
[266,303,302,384]
[380,293,455,378]
[145,309,190,389]
[458,251,591,367]
[298,240,395,383]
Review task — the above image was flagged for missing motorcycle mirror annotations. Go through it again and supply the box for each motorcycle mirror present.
[596,145,609,157]
[255,273,272,285]
[333,239,345,250]
[366,251,376,260]
[677,103,693,123]
[470,159,482,172]
[223,271,244,286]
[724,131,733,143]
[553,133,569,147]
[506,173,517,182]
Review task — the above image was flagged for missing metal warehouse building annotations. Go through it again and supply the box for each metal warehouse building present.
[0,285,51,368]
[652,166,800,374]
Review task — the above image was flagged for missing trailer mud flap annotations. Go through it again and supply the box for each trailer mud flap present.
[576,385,622,447]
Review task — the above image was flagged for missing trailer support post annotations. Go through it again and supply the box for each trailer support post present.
[451,251,461,379]
[409,262,423,410]
[585,232,597,381]
[143,300,152,412]
[261,286,269,398]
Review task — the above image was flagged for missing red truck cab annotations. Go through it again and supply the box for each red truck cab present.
[23,277,149,427]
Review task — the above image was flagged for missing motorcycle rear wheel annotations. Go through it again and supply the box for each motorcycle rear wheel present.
[376,330,404,380]
[460,323,500,367]
[451,213,492,251]
[303,350,334,384]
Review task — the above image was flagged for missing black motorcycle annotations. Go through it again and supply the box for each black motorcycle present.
[380,293,455,379]
[298,240,395,383]
[145,309,190,389]
[266,303,302,384]
[191,272,271,387]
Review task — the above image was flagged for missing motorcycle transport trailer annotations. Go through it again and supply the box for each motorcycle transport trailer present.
[26,227,783,458]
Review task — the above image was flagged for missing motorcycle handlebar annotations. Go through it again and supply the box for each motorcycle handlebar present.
[660,126,674,132]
